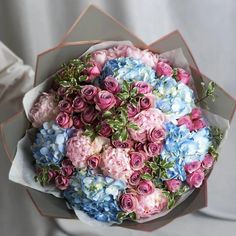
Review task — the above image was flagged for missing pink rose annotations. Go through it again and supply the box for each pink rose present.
[112,139,133,149]
[94,90,116,111]
[202,154,214,169]
[91,50,107,69]
[129,171,141,186]
[56,112,73,128]
[55,175,69,190]
[120,193,138,213]
[147,127,165,143]
[156,62,173,77]
[103,76,120,94]
[58,99,73,113]
[87,65,100,81]
[193,119,206,130]
[72,116,83,129]
[81,85,98,103]
[129,152,146,170]
[144,142,163,157]
[127,104,140,118]
[61,166,74,177]
[137,180,155,196]
[134,142,145,152]
[133,81,152,94]
[139,94,155,110]
[72,96,86,112]
[61,159,73,167]
[48,170,57,181]
[87,154,100,169]
[191,107,202,120]
[81,106,97,124]
[165,179,182,193]
[177,116,193,130]
[186,169,205,188]
[141,166,152,175]
[98,122,112,137]
[176,68,190,84]
[185,161,201,174]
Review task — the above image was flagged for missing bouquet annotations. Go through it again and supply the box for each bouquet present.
[3,6,235,230]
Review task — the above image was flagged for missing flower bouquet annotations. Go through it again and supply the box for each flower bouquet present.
[2,5,235,231]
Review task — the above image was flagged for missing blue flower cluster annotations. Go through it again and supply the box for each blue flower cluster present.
[101,57,156,86]
[64,169,126,223]
[31,122,74,166]
[155,76,195,121]
[161,122,211,181]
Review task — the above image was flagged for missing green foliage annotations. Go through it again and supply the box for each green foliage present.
[117,211,137,222]
[84,125,97,141]
[196,81,216,106]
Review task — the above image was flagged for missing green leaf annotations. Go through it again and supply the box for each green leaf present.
[148,162,158,170]
[130,87,138,97]
[119,128,128,141]
[122,80,130,92]
[127,212,136,221]
[127,123,139,130]
[103,110,113,118]
[78,75,87,82]
[117,92,129,101]
[141,173,153,180]
[117,212,128,221]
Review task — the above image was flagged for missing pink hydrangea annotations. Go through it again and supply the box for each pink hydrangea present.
[129,108,166,143]
[66,130,108,168]
[100,146,133,182]
[29,92,58,128]
[136,188,168,219]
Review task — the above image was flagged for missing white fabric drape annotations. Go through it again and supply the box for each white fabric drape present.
[0,0,236,235]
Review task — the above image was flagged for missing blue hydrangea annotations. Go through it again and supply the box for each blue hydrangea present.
[64,169,126,223]
[100,57,157,86]
[155,76,195,121]
[31,122,74,166]
[161,122,211,181]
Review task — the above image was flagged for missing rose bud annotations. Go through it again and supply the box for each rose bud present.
[147,127,165,143]
[61,159,73,167]
[127,104,140,118]
[144,142,163,157]
[87,65,101,81]
[55,175,69,190]
[133,81,152,94]
[129,152,146,170]
[91,50,107,69]
[81,85,98,103]
[134,142,145,152]
[142,166,152,175]
[177,116,193,131]
[72,96,86,112]
[48,170,57,181]
[94,90,116,111]
[56,112,73,128]
[98,122,112,137]
[202,154,214,170]
[81,106,97,124]
[57,87,68,97]
[156,62,173,77]
[137,180,155,196]
[103,76,120,94]
[129,171,141,186]
[186,169,205,188]
[61,166,74,177]
[58,99,73,113]
[140,94,155,110]
[165,179,182,193]
[176,68,190,84]
[120,193,138,213]
[112,139,133,149]
[184,161,201,174]
[72,115,83,129]
[192,119,206,130]
[191,107,202,120]
[87,154,101,169]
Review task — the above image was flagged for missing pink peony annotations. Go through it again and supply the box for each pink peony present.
[87,154,101,169]
[94,90,116,111]
[120,193,138,213]
[191,107,202,120]
[103,76,120,94]
[147,127,165,143]
[55,175,69,190]
[81,85,98,103]
[165,179,182,193]
[29,92,58,128]
[133,81,152,94]
[137,180,155,196]
[72,96,86,112]
[177,116,193,131]
[156,62,173,77]
[100,146,133,182]
[129,152,146,170]
[56,112,73,128]
[193,119,206,130]
[144,142,163,157]
[136,189,168,219]
[129,171,141,186]
[202,154,214,169]
[176,68,190,84]
[129,108,166,143]
[66,130,107,168]
[186,169,205,188]
[185,161,201,174]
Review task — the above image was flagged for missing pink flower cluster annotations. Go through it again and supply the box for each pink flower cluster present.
[177,107,207,131]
